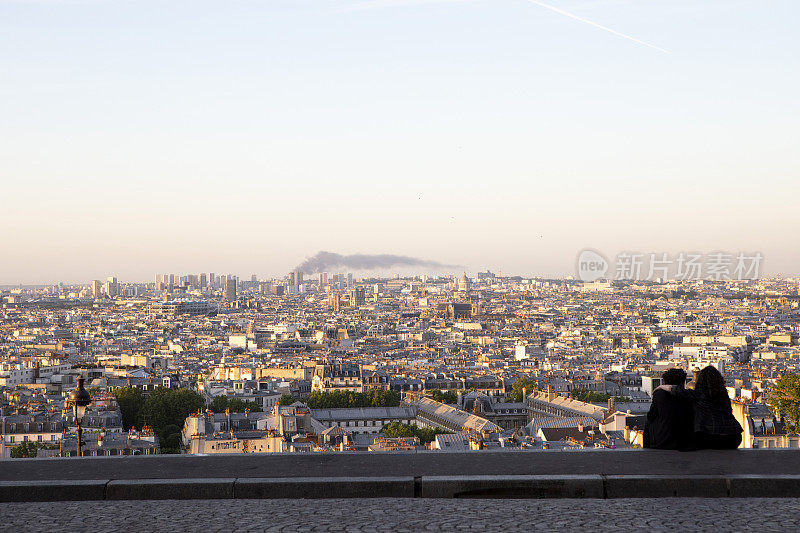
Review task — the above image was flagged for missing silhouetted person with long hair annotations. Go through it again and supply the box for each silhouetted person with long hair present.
[656,366,742,450]
[643,368,693,450]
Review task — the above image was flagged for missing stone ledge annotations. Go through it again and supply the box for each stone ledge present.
[421,475,604,498]
[235,477,415,499]
[3,475,800,501]
[0,480,108,502]
[106,478,235,500]
[728,475,800,498]
[604,475,729,498]
[4,450,799,483]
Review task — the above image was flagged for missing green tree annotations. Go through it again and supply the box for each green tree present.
[416,427,449,445]
[278,394,295,405]
[114,387,145,430]
[570,389,611,403]
[382,421,416,438]
[429,389,458,404]
[303,390,401,409]
[209,395,264,413]
[767,374,800,433]
[569,389,630,404]
[209,395,229,413]
[137,387,205,454]
[228,398,263,413]
[10,441,39,458]
[10,441,59,458]
[507,377,536,402]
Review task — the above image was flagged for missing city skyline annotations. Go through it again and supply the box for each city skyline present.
[2,0,799,283]
[3,0,800,523]
[2,246,797,286]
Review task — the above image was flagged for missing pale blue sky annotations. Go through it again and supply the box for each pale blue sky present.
[1,0,798,283]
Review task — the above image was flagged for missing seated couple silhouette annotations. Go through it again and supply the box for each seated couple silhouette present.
[643,366,743,451]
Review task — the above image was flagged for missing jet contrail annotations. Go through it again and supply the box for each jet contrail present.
[525,0,670,54]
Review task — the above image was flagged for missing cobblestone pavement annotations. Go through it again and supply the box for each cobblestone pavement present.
[2,498,799,532]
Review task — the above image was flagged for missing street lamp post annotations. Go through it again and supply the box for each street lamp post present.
[67,376,92,457]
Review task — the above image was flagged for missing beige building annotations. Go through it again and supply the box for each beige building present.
[187,435,287,454]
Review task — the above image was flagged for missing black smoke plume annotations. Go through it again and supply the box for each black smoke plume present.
[294,251,458,274]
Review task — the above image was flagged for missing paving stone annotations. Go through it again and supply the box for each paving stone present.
[4,498,800,531]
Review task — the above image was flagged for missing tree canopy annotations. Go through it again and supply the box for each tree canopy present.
[506,376,536,402]
[428,389,458,404]
[302,389,400,409]
[209,395,263,414]
[767,373,800,433]
[10,441,58,458]
[278,394,295,406]
[114,387,145,430]
[570,388,630,404]
[114,386,205,454]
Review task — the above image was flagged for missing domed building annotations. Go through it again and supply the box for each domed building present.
[457,273,471,292]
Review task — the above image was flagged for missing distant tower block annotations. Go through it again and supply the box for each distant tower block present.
[350,288,365,307]
[225,278,237,302]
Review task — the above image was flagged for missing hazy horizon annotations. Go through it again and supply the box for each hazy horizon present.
[2,0,798,285]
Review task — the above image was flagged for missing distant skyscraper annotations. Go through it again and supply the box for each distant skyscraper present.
[347,273,353,288]
[291,271,303,287]
[329,293,341,312]
[225,278,237,302]
[208,273,215,288]
[270,285,285,296]
[333,273,345,289]
[199,273,207,287]
[92,280,102,298]
[251,274,257,283]
[319,272,328,287]
[350,288,365,306]
[104,276,118,298]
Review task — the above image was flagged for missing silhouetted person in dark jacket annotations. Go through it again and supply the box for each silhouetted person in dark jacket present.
[643,368,694,450]
[656,365,743,450]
